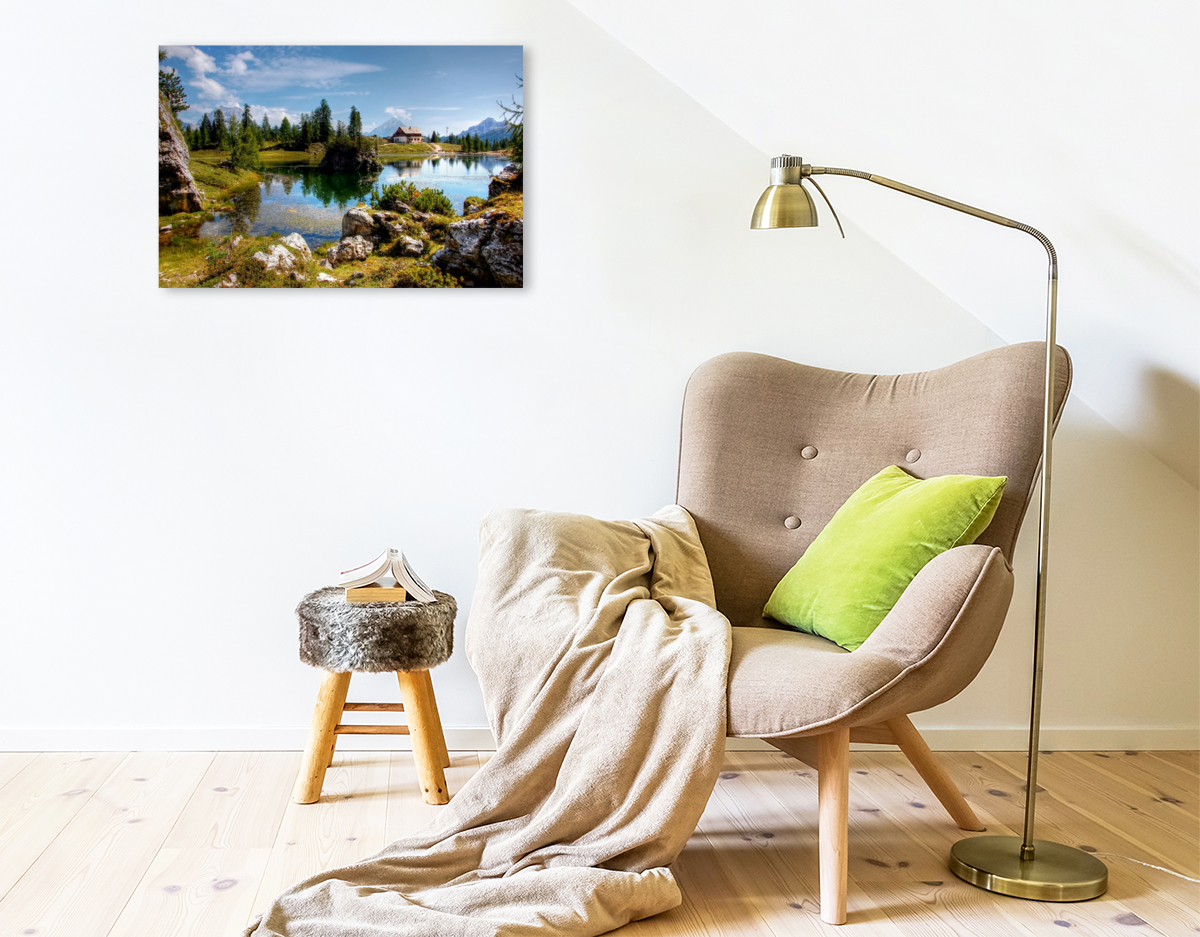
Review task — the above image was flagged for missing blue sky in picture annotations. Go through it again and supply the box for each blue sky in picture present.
[159,45,523,136]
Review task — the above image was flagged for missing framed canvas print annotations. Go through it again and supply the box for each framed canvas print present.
[158,45,523,288]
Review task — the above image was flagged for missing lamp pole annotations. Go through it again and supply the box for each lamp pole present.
[752,155,1106,901]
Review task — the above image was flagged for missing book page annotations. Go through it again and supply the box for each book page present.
[393,552,435,602]
[338,549,392,588]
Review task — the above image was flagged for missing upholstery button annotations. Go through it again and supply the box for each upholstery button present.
[784,515,802,529]
[906,448,922,463]
[801,446,818,460]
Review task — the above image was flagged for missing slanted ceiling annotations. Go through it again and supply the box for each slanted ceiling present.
[569,0,1200,488]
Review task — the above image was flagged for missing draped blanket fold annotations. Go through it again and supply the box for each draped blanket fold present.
[245,505,731,937]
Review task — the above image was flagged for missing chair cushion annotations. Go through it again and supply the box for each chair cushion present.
[727,626,897,736]
[762,466,1006,650]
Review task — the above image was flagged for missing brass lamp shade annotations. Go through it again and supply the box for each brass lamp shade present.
[750,182,817,229]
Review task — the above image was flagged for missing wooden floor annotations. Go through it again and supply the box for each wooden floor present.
[0,748,1195,936]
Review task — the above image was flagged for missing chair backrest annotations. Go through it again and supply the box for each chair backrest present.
[677,342,1072,628]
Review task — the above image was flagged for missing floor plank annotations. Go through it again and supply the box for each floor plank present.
[857,880,1039,937]
[107,846,271,937]
[654,825,775,936]
[1092,857,1200,937]
[163,751,300,850]
[0,752,126,900]
[0,753,38,793]
[0,751,212,937]
[1135,751,1200,794]
[1145,751,1199,777]
[383,750,480,843]
[246,750,391,928]
[107,752,300,937]
[1048,752,1200,849]
[858,878,1173,937]
[1062,751,1199,822]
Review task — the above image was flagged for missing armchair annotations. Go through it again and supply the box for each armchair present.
[678,341,1071,923]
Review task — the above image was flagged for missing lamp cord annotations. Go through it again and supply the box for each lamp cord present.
[1092,852,1200,884]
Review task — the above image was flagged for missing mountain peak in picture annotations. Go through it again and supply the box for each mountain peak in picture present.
[368,117,405,139]
[464,117,509,142]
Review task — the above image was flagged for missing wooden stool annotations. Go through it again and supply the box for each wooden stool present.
[291,587,456,806]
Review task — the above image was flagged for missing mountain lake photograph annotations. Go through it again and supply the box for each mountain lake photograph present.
[158,45,523,288]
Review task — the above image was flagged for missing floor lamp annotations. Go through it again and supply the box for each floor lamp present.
[750,154,1107,901]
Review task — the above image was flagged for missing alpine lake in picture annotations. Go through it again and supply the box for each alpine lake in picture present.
[198,154,511,245]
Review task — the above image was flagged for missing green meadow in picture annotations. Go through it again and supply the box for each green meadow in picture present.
[158,45,523,288]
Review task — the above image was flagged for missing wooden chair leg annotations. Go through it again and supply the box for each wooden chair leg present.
[886,715,985,831]
[396,669,450,805]
[420,668,452,768]
[292,670,351,804]
[326,733,338,769]
[817,728,850,925]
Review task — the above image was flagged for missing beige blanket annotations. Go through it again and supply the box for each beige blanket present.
[245,505,731,936]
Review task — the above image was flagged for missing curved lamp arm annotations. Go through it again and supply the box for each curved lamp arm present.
[769,157,1059,861]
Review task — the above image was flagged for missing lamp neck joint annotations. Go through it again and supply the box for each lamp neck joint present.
[769,155,811,186]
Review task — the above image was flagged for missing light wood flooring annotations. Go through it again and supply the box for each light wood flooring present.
[0,748,1195,935]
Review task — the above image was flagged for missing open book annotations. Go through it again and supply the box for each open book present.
[338,548,436,603]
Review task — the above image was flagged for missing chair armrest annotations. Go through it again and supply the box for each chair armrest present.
[846,543,1015,723]
[861,545,1011,660]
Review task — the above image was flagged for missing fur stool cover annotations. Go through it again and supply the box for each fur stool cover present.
[297,588,456,673]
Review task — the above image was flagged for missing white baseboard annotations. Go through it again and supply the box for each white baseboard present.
[1,725,1196,752]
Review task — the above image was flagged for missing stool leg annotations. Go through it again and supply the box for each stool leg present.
[420,669,452,768]
[326,733,338,769]
[396,669,450,805]
[293,670,351,804]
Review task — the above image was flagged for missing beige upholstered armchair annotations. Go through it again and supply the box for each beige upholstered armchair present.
[677,342,1072,924]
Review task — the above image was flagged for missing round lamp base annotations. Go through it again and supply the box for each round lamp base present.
[949,836,1107,901]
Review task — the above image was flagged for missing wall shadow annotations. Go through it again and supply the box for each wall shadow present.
[1142,368,1199,489]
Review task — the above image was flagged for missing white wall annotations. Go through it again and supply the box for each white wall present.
[570,0,1200,489]
[0,0,1194,752]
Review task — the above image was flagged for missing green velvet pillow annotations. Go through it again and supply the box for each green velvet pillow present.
[763,465,1006,651]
